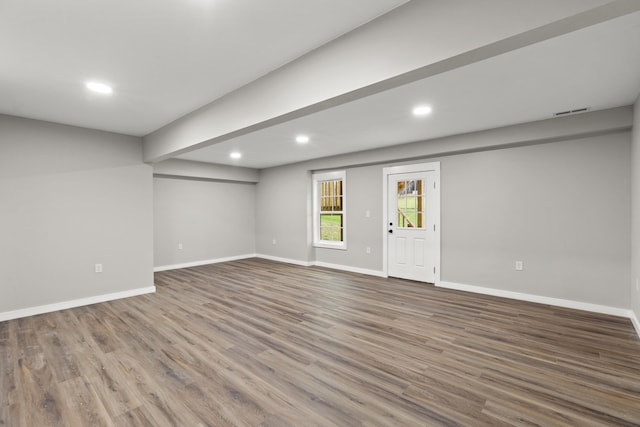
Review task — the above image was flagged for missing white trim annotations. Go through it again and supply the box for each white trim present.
[382,169,388,277]
[312,170,347,250]
[313,241,348,250]
[383,161,440,283]
[154,253,256,272]
[312,261,385,277]
[255,254,313,267]
[383,162,441,175]
[438,281,631,318]
[0,286,156,323]
[630,310,640,339]
[256,255,384,276]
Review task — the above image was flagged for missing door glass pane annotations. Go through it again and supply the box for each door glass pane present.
[397,179,425,229]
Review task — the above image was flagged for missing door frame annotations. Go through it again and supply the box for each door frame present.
[382,162,440,284]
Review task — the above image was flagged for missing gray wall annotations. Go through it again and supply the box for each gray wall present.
[632,96,640,320]
[0,115,153,313]
[311,164,383,271]
[256,125,631,309]
[256,166,313,262]
[441,134,629,307]
[153,177,256,268]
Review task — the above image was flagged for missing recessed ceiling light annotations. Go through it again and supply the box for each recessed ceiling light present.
[412,105,432,116]
[85,81,113,95]
[295,135,310,144]
[230,151,242,159]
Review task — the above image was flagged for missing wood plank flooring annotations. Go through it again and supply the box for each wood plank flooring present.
[1,257,640,426]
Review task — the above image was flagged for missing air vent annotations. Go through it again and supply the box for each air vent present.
[554,107,590,117]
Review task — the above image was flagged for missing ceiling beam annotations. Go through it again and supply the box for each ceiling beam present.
[143,0,639,163]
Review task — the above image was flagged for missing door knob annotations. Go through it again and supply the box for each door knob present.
[388,229,393,234]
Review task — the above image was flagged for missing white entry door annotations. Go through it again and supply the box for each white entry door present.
[386,168,439,283]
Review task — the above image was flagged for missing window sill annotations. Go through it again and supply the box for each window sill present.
[313,242,347,251]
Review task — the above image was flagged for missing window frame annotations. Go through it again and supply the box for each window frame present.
[312,170,347,250]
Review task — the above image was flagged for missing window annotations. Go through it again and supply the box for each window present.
[313,170,346,249]
[396,179,425,229]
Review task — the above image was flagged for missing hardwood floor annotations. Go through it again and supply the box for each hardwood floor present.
[1,258,640,426]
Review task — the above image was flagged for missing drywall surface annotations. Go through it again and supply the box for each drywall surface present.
[632,96,640,320]
[257,127,631,308]
[255,166,313,262]
[153,158,259,183]
[0,115,153,313]
[144,0,619,161]
[312,165,383,272]
[441,133,630,308]
[153,177,256,268]
[308,107,632,170]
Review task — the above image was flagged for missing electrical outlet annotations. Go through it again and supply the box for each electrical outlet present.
[366,247,371,254]
[365,210,371,218]
[272,238,277,245]
[515,261,523,271]
[178,243,183,250]
[95,264,103,273]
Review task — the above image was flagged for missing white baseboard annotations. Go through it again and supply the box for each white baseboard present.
[255,255,385,277]
[255,254,313,267]
[0,286,156,323]
[438,280,631,318]
[154,254,256,272]
[312,261,385,277]
[630,310,640,339]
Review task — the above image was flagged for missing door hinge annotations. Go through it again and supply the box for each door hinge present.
[433,266,436,274]
[433,224,436,232]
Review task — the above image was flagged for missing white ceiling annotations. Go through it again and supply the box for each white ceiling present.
[0,0,408,136]
[177,10,640,168]
[2,1,639,170]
